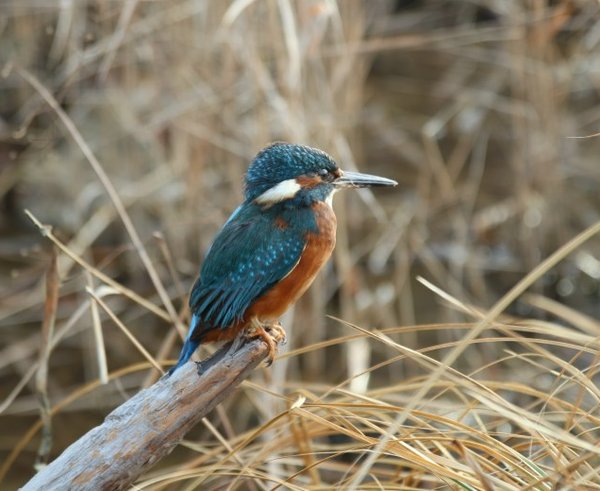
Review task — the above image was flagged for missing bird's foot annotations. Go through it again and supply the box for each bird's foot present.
[265,322,287,346]
[247,319,286,366]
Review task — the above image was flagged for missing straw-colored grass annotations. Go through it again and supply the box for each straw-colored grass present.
[2,1,600,489]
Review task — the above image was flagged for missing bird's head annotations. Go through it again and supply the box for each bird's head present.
[245,142,397,207]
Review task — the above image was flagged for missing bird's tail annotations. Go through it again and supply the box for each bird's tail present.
[168,315,200,376]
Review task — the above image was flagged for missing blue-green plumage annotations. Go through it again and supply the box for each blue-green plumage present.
[169,142,397,374]
[244,144,338,201]
[189,203,317,331]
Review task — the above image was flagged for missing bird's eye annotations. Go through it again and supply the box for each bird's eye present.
[319,168,335,182]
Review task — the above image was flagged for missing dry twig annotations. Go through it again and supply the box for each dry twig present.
[21,338,270,491]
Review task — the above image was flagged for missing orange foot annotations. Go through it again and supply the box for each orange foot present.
[247,318,287,366]
[266,322,287,346]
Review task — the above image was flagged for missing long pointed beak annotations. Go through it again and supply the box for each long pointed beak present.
[334,170,397,188]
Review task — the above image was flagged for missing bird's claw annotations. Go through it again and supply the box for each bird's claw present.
[247,320,287,366]
[266,322,287,346]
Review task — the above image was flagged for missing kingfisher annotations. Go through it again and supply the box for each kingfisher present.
[169,142,397,374]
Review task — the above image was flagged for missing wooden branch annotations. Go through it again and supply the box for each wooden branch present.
[22,338,269,491]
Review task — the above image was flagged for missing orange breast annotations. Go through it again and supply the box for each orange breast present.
[246,201,337,322]
[198,202,337,343]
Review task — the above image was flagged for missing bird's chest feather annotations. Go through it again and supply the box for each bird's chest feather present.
[247,201,337,319]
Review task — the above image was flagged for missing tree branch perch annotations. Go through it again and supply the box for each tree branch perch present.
[22,338,270,491]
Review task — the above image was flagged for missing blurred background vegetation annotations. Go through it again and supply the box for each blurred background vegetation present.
[2,0,600,489]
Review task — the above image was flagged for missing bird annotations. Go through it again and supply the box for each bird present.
[169,142,397,374]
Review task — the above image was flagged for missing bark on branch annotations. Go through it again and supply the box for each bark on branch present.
[22,338,269,491]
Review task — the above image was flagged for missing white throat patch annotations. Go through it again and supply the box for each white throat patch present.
[254,179,301,205]
[325,188,338,207]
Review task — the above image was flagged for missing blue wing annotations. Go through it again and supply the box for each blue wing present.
[190,205,306,331]
[169,204,306,374]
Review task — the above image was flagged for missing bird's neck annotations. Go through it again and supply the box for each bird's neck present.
[274,186,335,210]
[251,198,330,235]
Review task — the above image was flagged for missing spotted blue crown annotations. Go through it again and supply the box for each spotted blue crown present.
[244,142,338,201]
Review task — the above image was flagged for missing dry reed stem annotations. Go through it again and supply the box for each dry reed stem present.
[24,209,171,322]
[85,271,109,385]
[4,2,600,489]
[12,64,184,333]
[34,247,59,466]
[86,287,164,374]
[348,218,600,489]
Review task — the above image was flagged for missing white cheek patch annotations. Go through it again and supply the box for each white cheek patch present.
[255,179,301,205]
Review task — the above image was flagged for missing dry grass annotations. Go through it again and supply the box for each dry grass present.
[2,0,600,489]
